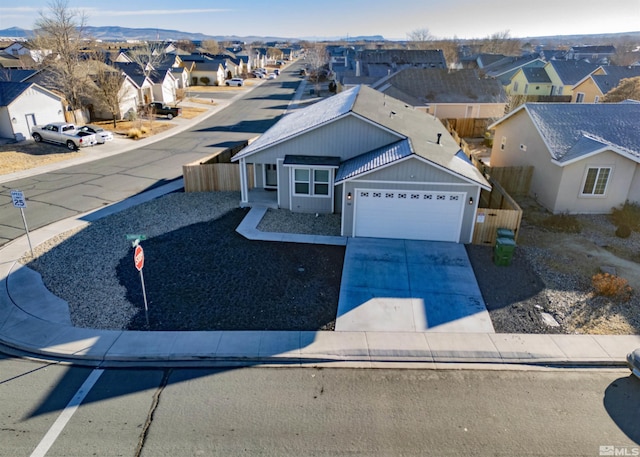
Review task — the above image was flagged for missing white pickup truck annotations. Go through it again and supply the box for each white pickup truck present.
[31,122,97,150]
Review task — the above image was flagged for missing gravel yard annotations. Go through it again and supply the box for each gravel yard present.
[21,192,640,335]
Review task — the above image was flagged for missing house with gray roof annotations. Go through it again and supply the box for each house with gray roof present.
[371,68,507,120]
[232,85,490,242]
[572,65,640,103]
[482,55,545,85]
[489,103,640,214]
[0,81,64,141]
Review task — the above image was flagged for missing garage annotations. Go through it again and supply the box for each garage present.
[353,189,465,242]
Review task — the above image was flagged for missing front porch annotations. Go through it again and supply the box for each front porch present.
[242,188,279,208]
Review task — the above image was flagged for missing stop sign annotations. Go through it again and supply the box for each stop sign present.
[134,245,144,271]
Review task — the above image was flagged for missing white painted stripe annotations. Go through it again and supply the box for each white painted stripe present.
[30,369,104,457]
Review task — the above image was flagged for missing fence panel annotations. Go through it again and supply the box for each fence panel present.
[183,162,253,192]
[485,166,533,196]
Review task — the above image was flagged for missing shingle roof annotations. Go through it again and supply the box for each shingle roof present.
[483,55,542,77]
[234,85,490,188]
[0,69,37,82]
[548,60,601,85]
[358,49,446,68]
[592,66,640,94]
[522,67,551,83]
[372,68,507,104]
[522,103,640,163]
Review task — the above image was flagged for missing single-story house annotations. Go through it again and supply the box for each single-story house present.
[231,85,491,243]
[371,68,507,119]
[0,81,64,141]
[488,102,640,214]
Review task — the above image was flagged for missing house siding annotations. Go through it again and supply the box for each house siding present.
[0,86,63,141]
[490,110,564,212]
[340,157,479,242]
[555,151,637,214]
[571,77,602,103]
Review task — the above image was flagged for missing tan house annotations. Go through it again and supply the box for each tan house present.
[544,60,603,97]
[489,102,640,214]
[572,66,640,103]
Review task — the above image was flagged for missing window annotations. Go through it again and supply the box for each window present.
[576,92,585,103]
[524,84,529,94]
[500,136,507,150]
[513,81,519,92]
[293,168,331,196]
[582,167,611,195]
[314,169,329,195]
[594,95,600,103]
[294,169,309,194]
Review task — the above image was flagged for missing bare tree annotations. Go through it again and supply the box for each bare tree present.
[478,30,521,55]
[201,40,220,55]
[175,39,195,53]
[90,62,127,127]
[33,0,93,123]
[603,76,640,102]
[406,27,433,49]
[304,44,329,93]
[127,42,167,78]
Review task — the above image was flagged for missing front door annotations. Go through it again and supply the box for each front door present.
[265,164,277,188]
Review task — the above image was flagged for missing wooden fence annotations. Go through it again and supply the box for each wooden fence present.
[472,177,523,246]
[484,166,533,196]
[182,141,253,192]
[446,118,490,138]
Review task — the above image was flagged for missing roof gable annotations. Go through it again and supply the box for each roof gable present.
[547,60,601,85]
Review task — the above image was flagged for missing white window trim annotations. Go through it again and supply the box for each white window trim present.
[580,166,612,197]
[576,92,585,103]
[290,166,334,198]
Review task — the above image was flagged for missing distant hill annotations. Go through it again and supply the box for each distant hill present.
[0,25,295,43]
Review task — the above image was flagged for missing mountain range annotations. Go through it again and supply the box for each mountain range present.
[0,25,638,44]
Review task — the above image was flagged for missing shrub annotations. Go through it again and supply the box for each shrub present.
[611,202,640,231]
[200,76,210,86]
[615,224,632,238]
[127,128,142,139]
[592,272,633,302]
[540,213,581,233]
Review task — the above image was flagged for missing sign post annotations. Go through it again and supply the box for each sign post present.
[133,243,150,327]
[11,190,33,257]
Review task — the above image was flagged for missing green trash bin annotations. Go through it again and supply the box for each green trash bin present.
[496,228,515,239]
[494,237,516,266]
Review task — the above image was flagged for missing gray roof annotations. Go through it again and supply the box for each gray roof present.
[483,55,542,77]
[336,140,413,182]
[548,60,601,85]
[372,68,507,104]
[522,67,551,83]
[499,103,640,164]
[592,66,640,95]
[358,49,446,68]
[0,81,31,105]
[234,85,490,188]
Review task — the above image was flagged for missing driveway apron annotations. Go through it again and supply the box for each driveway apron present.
[335,238,495,332]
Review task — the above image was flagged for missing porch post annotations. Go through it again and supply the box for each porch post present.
[239,157,249,204]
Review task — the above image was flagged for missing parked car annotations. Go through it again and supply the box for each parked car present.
[252,71,264,78]
[267,73,277,80]
[77,125,114,144]
[31,122,97,150]
[226,78,244,87]
[628,348,640,379]
[146,102,182,119]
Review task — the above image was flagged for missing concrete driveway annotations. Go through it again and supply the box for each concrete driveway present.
[335,238,495,333]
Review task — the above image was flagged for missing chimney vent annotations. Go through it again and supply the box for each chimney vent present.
[436,133,442,144]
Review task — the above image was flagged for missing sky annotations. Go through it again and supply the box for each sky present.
[1,0,639,41]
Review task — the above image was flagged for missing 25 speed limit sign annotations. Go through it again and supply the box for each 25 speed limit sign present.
[10,190,26,208]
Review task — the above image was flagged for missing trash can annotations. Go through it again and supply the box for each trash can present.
[496,228,515,240]
[494,237,516,266]
[309,88,315,95]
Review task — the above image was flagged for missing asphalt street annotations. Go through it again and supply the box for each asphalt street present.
[1,354,639,456]
[0,62,305,247]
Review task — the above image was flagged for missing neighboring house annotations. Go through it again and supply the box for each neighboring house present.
[566,45,616,64]
[190,61,225,86]
[507,67,553,96]
[572,65,640,103]
[2,41,48,63]
[89,73,139,121]
[371,68,507,119]
[488,102,640,214]
[148,68,177,103]
[113,62,154,105]
[0,81,64,141]
[482,55,545,85]
[231,85,490,243]
[170,66,189,89]
[544,60,603,97]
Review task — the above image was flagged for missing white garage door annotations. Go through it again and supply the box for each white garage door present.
[353,189,465,242]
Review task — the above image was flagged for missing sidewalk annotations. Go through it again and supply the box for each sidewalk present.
[2,193,639,369]
[1,76,639,369]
